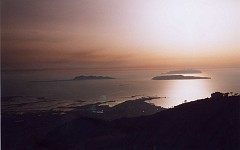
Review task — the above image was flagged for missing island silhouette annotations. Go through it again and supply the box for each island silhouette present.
[31,75,115,82]
[162,69,202,74]
[74,75,115,80]
[152,75,211,80]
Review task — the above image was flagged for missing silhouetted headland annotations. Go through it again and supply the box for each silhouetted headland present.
[1,96,164,119]
[163,69,202,74]
[70,96,165,120]
[152,75,211,80]
[2,92,239,150]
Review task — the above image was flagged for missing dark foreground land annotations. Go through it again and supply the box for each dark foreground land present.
[2,94,240,150]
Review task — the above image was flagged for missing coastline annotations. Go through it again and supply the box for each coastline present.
[2,93,239,149]
[1,96,165,120]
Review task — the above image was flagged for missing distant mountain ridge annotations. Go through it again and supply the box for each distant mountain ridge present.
[163,69,202,74]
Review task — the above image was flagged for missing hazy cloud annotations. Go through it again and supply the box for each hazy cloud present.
[2,0,240,70]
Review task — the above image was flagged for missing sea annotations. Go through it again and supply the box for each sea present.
[1,68,240,110]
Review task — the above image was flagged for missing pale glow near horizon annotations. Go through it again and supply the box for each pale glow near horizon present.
[134,0,239,54]
[2,0,240,70]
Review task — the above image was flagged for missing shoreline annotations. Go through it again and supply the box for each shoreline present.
[2,93,239,149]
[1,96,165,120]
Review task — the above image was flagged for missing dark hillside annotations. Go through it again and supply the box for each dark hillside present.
[2,94,240,150]
[110,95,240,150]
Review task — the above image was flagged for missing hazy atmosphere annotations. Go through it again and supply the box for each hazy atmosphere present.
[1,1,240,149]
[2,0,240,70]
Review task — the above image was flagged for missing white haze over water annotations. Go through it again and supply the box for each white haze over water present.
[2,68,240,108]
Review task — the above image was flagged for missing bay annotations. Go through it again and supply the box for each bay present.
[2,68,240,108]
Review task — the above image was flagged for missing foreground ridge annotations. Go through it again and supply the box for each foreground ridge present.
[2,93,240,150]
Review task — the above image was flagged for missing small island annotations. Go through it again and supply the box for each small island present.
[31,75,115,82]
[73,75,115,80]
[152,75,211,80]
[162,69,202,74]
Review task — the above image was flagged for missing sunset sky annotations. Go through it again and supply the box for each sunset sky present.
[2,0,240,71]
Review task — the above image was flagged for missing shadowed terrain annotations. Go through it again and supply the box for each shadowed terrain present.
[2,93,240,150]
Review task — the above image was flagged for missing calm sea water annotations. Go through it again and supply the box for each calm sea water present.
[1,68,240,108]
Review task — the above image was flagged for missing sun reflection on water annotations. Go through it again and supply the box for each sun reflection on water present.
[153,79,212,108]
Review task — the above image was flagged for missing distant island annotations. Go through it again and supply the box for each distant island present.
[162,69,202,74]
[32,75,115,82]
[152,75,211,80]
[74,75,115,80]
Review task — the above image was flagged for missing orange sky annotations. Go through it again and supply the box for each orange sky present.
[2,0,240,71]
